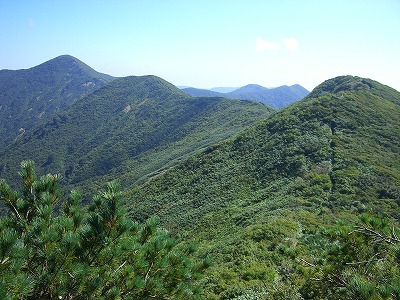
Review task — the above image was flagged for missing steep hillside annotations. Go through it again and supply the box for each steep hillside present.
[127,76,400,298]
[0,55,115,146]
[182,83,309,109]
[0,75,272,194]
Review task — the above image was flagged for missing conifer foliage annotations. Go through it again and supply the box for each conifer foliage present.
[0,161,207,299]
[300,213,400,299]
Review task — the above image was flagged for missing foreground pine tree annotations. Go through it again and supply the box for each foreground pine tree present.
[300,213,400,299]
[0,161,208,299]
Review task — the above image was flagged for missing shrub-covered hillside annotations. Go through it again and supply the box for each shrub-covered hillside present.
[0,75,273,195]
[0,55,115,147]
[128,76,400,299]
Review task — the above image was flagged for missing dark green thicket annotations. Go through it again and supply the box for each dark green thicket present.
[0,161,208,299]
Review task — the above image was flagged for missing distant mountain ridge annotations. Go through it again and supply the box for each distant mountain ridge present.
[210,87,238,93]
[0,55,115,147]
[181,87,222,97]
[181,83,309,108]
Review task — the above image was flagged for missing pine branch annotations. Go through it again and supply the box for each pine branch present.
[297,257,316,267]
[113,260,127,275]
[144,261,155,285]
[351,226,400,245]
[8,201,23,222]
[345,252,381,266]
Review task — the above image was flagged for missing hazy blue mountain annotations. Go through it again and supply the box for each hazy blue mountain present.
[229,83,268,93]
[289,83,310,98]
[0,55,115,146]
[227,84,309,108]
[182,83,309,109]
[210,87,238,93]
[181,87,222,97]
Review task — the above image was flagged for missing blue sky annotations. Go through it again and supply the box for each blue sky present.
[1,0,399,91]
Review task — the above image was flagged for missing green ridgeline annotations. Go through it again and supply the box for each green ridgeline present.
[127,75,400,299]
[0,74,273,197]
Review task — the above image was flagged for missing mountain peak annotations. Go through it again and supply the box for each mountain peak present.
[49,54,80,62]
[307,75,400,105]
[33,55,114,82]
[236,84,268,92]
[309,75,371,96]
[35,55,85,70]
[0,55,116,147]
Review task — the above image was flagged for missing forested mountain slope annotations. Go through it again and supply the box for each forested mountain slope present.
[0,55,115,146]
[0,75,273,194]
[127,76,400,299]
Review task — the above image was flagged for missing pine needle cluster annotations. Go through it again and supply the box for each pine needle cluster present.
[0,161,209,299]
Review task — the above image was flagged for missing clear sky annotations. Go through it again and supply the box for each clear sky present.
[1,0,399,91]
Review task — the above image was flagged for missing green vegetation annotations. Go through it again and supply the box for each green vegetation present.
[0,75,272,196]
[1,60,399,299]
[302,213,400,299]
[0,55,115,147]
[127,75,400,298]
[0,161,208,299]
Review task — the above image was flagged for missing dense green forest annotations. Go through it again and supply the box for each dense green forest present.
[0,56,399,299]
[128,76,400,299]
[0,74,273,196]
[0,55,115,147]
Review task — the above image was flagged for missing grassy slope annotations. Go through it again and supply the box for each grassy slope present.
[127,76,400,298]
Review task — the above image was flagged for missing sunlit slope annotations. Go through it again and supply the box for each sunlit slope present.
[0,55,115,146]
[127,75,400,298]
[0,75,273,193]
